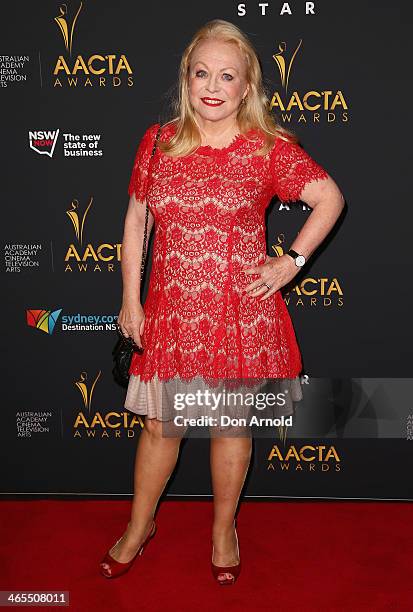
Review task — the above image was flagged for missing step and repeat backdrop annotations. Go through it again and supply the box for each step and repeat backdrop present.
[1,1,412,500]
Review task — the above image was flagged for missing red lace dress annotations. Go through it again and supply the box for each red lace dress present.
[124,121,329,422]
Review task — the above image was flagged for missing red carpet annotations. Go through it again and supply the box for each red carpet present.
[1,500,412,611]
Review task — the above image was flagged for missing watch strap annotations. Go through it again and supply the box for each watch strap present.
[286,249,300,260]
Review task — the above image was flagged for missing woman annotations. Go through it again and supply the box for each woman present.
[100,19,344,584]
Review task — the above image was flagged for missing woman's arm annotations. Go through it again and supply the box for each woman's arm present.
[244,174,345,299]
[117,193,155,345]
[286,174,345,262]
[122,193,155,303]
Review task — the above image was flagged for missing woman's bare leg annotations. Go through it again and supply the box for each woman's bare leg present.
[109,417,183,562]
[210,434,252,566]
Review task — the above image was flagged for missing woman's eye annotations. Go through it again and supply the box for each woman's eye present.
[194,70,233,80]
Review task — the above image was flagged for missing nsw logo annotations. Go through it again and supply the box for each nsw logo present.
[29,130,60,157]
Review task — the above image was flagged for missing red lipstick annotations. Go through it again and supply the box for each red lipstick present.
[201,97,225,107]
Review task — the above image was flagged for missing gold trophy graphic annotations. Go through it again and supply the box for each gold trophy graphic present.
[66,197,93,245]
[54,2,83,56]
[271,233,286,258]
[75,370,101,414]
[272,40,302,93]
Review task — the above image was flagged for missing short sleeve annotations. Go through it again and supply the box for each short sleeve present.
[271,137,329,203]
[127,123,160,202]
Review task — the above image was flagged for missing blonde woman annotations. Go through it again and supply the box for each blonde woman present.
[100,19,344,584]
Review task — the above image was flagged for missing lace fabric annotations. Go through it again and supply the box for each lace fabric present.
[126,121,329,386]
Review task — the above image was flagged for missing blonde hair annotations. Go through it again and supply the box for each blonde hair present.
[158,19,297,157]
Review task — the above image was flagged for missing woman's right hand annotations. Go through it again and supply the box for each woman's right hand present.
[117,301,145,349]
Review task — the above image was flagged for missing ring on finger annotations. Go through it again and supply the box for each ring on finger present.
[249,283,269,293]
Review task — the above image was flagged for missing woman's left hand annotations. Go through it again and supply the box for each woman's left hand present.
[243,254,300,301]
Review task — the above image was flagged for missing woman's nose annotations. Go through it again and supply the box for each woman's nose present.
[205,76,220,93]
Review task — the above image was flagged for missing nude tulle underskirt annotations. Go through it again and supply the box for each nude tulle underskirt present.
[124,372,303,426]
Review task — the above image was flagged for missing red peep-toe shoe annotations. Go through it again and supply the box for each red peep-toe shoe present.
[99,519,156,579]
[211,520,241,585]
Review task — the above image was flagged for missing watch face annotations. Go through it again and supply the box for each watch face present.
[296,255,306,267]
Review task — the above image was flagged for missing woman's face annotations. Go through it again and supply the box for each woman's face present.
[188,38,250,127]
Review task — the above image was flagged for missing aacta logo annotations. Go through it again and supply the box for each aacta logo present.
[270,40,348,124]
[267,445,341,472]
[72,371,144,437]
[52,1,133,87]
[272,235,343,307]
[26,309,62,334]
[64,197,122,272]
[29,130,59,157]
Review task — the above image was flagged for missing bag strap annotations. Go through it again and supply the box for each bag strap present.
[140,124,162,281]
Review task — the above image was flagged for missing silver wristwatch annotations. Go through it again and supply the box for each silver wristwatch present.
[286,249,306,267]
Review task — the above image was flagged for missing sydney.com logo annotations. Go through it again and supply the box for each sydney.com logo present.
[26,309,118,334]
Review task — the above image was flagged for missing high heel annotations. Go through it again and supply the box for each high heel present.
[211,520,241,585]
[99,519,156,579]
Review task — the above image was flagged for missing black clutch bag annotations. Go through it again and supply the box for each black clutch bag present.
[112,124,162,388]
